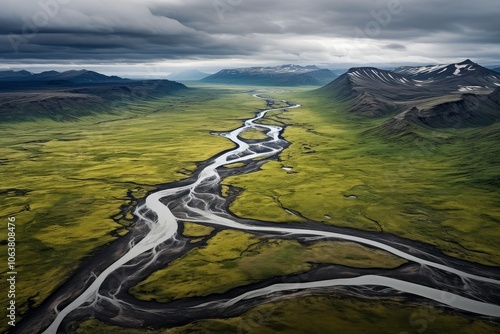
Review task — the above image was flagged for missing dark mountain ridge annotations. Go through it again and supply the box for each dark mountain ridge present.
[392,59,500,93]
[0,69,130,85]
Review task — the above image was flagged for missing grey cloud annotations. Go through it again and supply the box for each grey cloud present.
[0,0,498,66]
[383,43,406,50]
[150,0,500,40]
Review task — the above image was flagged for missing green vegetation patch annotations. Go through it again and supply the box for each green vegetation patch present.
[238,128,269,140]
[223,162,247,169]
[182,222,214,238]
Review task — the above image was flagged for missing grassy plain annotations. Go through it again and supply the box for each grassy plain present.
[0,87,264,331]
[225,91,500,266]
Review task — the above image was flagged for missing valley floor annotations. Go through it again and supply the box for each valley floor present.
[1,86,499,333]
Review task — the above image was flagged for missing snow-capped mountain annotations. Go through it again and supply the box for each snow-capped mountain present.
[392,59,500,83]
[321,60,500,104]
[392,59,500,94]
[202,65,337,86]
[233,64,322,74]
[317,59,500,132]
[317,67,437,116]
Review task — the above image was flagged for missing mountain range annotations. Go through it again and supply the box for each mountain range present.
[2,61,500,129]
[202,65,338,86]
[317,59,500,137]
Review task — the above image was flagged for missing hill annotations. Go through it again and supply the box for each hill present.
[0,73,188,122]
[316,60,500,136]
[202,65,337,86]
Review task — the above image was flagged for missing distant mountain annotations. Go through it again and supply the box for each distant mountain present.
[0,71,188,122]
[316,60,500,136]
[0,69,129,84]
[491,67,500,74]
[202,65,337,86]
[167,69,210,81]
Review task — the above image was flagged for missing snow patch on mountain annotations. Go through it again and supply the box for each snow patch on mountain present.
[234,64,321,74]
[458,86,485,92]
[454,64,469,76]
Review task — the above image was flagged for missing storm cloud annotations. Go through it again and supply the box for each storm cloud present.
[0,0,499,73]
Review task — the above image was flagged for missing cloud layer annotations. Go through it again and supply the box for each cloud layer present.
[0,0,499,70]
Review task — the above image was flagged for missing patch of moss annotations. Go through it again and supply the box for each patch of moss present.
[238,128,269,140]
[182,222,215,238]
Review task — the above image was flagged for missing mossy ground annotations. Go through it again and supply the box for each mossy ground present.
[0,87,263,330]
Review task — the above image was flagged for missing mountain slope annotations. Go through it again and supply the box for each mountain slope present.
[320,67,439,99]
[381,90,500,136]
[0,92,107,122]
[202,65,337,86]
[316,67,433,116]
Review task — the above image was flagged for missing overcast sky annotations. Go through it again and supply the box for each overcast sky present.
[0,0,499,76]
